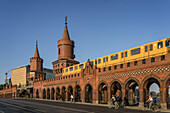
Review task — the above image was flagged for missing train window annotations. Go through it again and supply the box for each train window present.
[106,57,108,62]
[91,61,93,66]
[111,54,118,60]
[127,62,130,67]
[98,59,101,64]
[150,44,153,51]
[125,51,127,57]
[79,64,84,69]
[121,53,124,58]
[103,58,105,63]
[131,48,140,55]
[69,67,73,71]
[66,69,68,72]
[157,41,163,49]
[63,70,64,73]
[145,46,148,52]
[75,66,78,70]
[142,59,146,64]
[114,65,117,69]
[165,40,170,47]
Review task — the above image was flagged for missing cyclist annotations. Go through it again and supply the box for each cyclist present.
[146,95,153,110]
[111,95,116,106]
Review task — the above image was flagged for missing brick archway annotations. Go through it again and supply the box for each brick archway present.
[67,85,73,101]
[124,77,140,106]
[36,89,39,98]
[56,87,60,100]
[61,86,66,101]
[141,75,162,107]
[42,88,46,99]
[84,83,93,103]
[75,85,81,102]
[51,87,55,100]
[164,74,170,109]
[98,81,108,104]
[47,88,50,99]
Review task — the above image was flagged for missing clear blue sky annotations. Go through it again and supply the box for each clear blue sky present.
[0,0,170,91]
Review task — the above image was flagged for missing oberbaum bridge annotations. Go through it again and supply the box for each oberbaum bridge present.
[0,17,170,110]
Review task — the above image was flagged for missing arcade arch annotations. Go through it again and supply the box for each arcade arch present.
[85,84,93,103]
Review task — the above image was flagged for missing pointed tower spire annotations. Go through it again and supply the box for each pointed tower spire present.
[62,16,70,40]
[33,40,40,58]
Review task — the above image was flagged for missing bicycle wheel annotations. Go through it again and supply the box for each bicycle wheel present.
[108,102,113,109]
[151,105,159,112]
[114,103,119,109]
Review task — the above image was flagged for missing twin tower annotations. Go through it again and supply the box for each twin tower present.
[29,17,79,80]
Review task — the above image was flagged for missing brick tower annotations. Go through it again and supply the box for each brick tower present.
[28,41,45,81]
[52,17,79,77]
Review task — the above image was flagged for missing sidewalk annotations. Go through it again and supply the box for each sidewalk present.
[22,98,170,113]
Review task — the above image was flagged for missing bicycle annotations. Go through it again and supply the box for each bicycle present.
[143,102,161,112]
[108,101,119,109]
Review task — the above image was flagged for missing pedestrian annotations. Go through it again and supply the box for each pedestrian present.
[71,94,74,102]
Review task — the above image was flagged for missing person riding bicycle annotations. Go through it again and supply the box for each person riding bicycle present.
[146,95,153,110]
[111,95,116,106]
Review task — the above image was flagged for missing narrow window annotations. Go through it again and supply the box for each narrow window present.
[165,40,170,47]
[120,64,123,68]
[121,53,124,58]
[142,59,146,64]
[125,51,127,57]
[58,48,60,55]
[106,57,108,62]
[98,59,101,64]
[67,64,69,67]
[151,57,155,62]
[134,61,138,66]
[103,68,106,71]
[103,58,105,63]
[157,41,163,49]
[114,65,117,69]
[145,46,148,52]
[150,44,153,51]
[161,55,165,60]
[127,62,130,67]
[109,66,111,70]
[98,68,101,72]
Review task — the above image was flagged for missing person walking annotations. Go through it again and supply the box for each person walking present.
[146,95,153,110]
[71,94,74,102]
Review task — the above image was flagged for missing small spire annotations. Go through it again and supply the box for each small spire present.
[62,16,70,40]
[65,16,67,26]
[36,40,38,48]
[33,40,40,58]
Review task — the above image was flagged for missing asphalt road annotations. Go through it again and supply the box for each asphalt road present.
[0,98,163,113]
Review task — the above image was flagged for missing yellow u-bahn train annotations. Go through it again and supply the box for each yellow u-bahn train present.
[62,38,170,76]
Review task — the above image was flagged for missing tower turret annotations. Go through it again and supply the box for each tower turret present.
[57,16,75,60]
[52,17,79,77]
[30,41,43,72]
